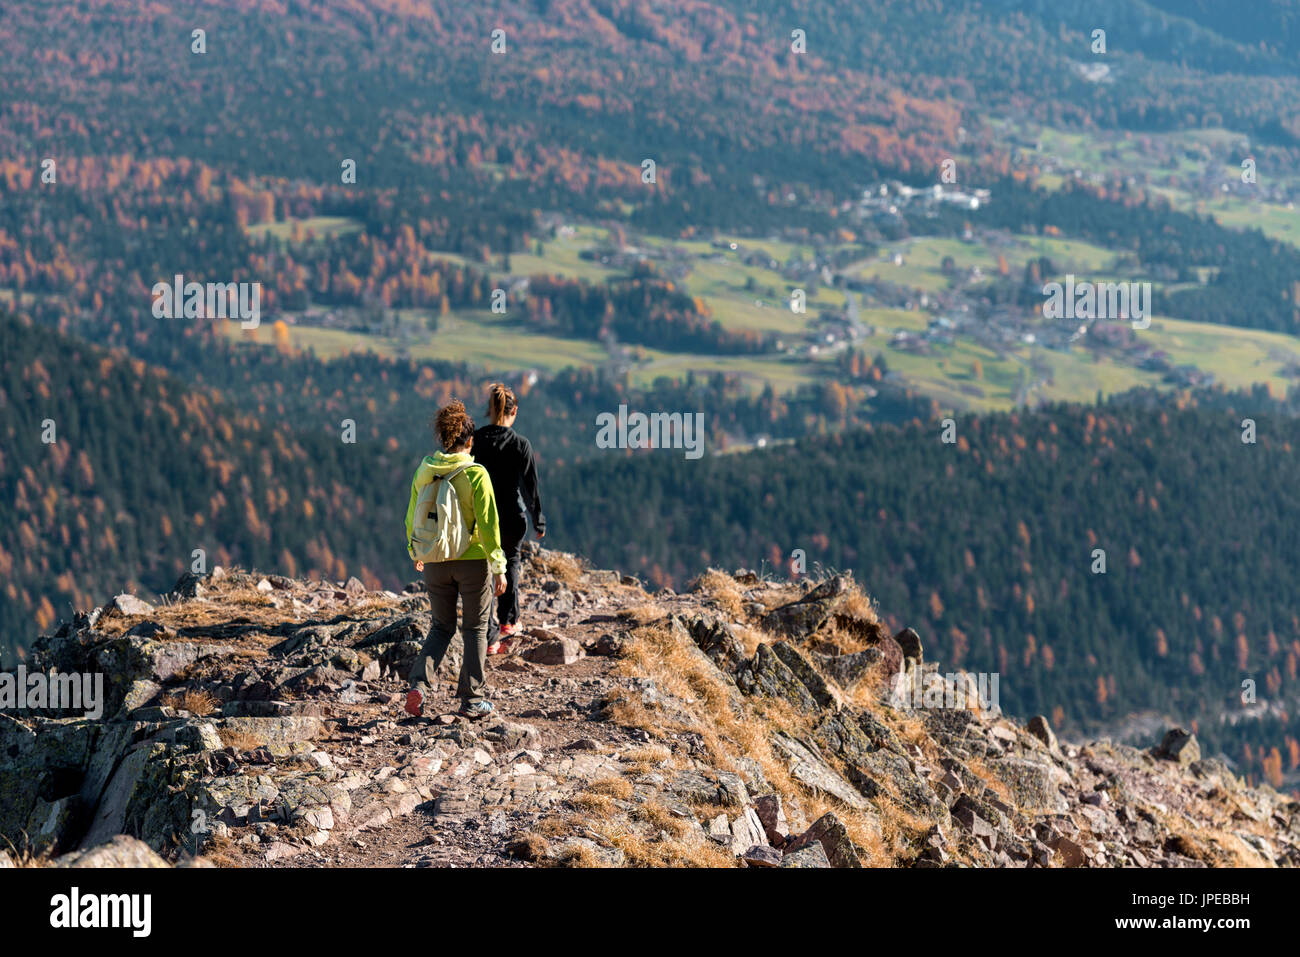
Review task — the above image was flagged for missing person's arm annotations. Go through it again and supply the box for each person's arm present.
[405,471,420,560]
[469,466,507,575]
[519,439,546,536]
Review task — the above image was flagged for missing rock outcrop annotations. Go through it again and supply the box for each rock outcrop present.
[2,555,1296,868]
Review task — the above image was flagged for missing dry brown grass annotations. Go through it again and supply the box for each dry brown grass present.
[966,757,1013,805]
[1155,812,1266,867]
[193,832,244,868]
[570,791,618,816]
[621,743,671,765]
[2,838,54,868]
[615,603,664,626]
[217,728,265,751]
[531,550,586,586]
[584,776,635,800]
[97,584,284,637]
[640,801,694,839]
[814,585,887,655]
[162,688,219,716]
[533,815,575,839]
[506,833,551,863]
[888,708,940,762]
[608,617,908,866]
[592,818,738,867]
[689,569,748,618]
[553,841,601,867]
[731,622,770,657]
[838,588,881,626]
[620,743,672,775]
[753,581,805,610]
[843,664,898,711]
[616,622,743,739]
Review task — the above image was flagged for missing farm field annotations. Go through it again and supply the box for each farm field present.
[233,193,1300,411]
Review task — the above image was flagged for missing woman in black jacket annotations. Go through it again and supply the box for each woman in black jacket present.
[472,383,546,653]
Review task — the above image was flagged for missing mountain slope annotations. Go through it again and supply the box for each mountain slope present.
[4,553,1295,868]
[544,391,1300,787]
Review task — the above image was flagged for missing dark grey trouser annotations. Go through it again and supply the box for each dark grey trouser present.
[408,559,491,704]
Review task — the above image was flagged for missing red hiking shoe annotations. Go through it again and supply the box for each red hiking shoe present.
[404,688,424,718]
[488,624,516,656]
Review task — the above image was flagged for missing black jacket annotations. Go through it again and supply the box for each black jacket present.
[472,424,546,535]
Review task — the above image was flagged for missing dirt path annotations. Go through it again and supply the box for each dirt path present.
[216,567,671,868]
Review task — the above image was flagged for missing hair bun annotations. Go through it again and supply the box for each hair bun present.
[434,400,475,450]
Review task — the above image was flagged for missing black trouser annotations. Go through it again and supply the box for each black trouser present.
[496,515,528,628]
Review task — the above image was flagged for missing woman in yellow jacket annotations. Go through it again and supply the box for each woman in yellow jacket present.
[403,400,507,719]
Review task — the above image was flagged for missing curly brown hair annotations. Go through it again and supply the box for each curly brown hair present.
[434,399,476,451]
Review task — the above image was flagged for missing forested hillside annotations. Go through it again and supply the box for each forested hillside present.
[0,311,399,650]
[0,306,933,659]
[544,389,1300,786]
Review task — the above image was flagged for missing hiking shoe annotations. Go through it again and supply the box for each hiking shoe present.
[458,700,494,720]
[487,624,516,656]
[404,688,424,718]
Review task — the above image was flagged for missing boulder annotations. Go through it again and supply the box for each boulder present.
[785,812,863,867]
[951,795,999,850]
[753,793,791,845]
[79,742,195,852]
[770,642,841,711]
[817,648,884,688]
[742,845,783,867]
[1155,728,1200,766]
[781,842,832,867]
[553,837,624,868]
[850,747,951,828]
[112,594,156,617]
[676,614,747,674]
[1026,715,1060,754]
[735,644,820,713]
[55,835,171,868]
[217,716,326,749]
[480,720,540,749]
[0,716,102,846]
[523,639,583,666]
[813,711,877,768]
[353,615,426,650]
[379,640,427,679]
[770,731,873,814]
[986,757,1069,814]
[893,627,923,664]
[1049,834,1087,867]
[759,575,849,639]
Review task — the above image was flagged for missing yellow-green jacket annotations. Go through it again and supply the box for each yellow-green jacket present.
[405,452,507,574]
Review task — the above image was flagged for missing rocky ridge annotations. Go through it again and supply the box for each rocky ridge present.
[2,548,1297,869]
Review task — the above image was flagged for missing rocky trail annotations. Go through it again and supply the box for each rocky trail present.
[4,548,1299,869]
[233,609,654,869]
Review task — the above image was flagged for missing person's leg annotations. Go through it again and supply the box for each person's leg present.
[497,519,527,628]
[408,562,457,695]
[456,559,493,705]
